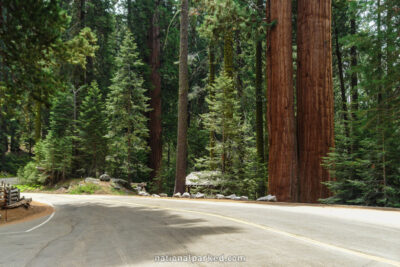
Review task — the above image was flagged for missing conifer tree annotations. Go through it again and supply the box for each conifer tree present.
[78,81,107,177]
[106,30,150,182]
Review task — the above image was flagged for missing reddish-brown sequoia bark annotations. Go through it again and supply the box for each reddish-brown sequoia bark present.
[267,0,298,202]
[148,8,163,183]
[297,0,334,203]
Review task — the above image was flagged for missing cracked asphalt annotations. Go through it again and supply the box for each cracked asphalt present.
[0,193,399,267]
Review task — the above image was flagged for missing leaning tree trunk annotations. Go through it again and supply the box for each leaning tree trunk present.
[174,0,189,194]
[334,23,349,138]
[148,5,163,186]
[266,0,298,202]
[297,0,334,203]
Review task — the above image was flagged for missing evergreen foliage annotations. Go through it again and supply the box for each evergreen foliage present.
[106,30,150,182]
[77,81,108,177]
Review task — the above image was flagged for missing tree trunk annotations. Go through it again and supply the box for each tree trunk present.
[297,0,334,203]
[266,0,298,202]
[148,4,163,185]
[350,17,358,117]
[174,0,189,194]
[256,0,264,164]
[34,100,42,142]
[334,23,349,138]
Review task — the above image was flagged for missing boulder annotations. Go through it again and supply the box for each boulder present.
[195,193,205,199]
[173,192,181,198]
[111,178,132,190]
[111,183,122,190]
[233,196,241,200]
[216,194,225,199]
[225,194,237,199]
[185,171,222,187]
[85,177,100,184]
[182,192,191,198]
[55,187,68,194]
[152,194,160,197]
[99,173,111,182]
[159,193,168,197]
[139,191,150,196]
[257,195,277,202]
[240,196,249,201]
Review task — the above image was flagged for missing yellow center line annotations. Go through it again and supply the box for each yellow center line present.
[106,199,400,267]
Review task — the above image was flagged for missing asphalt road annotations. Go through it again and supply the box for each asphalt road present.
[0,177,19,185]
[1,194,399,267]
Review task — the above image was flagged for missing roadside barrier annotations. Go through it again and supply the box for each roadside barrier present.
[0,181,31,209]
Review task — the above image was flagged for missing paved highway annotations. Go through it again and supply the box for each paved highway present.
[0,177,19,185]
[0,193,399,267]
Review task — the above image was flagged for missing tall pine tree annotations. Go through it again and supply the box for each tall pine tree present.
[106,30,150,182]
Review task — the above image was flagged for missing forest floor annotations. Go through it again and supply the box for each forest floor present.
[0,201,54,226]
[15,178,135,196]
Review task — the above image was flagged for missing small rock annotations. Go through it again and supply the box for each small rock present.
[111,178,132,190]
[216,194,225,199]
[257,195,277,202]
[225,194,237,199]
[99,173,111,182]
[182,192,190,198]
[111,183,122,190]
[240,196,249,201]
[159,193,168,197]
[173,192,182,198]
[152,194,160,197]
[55,187,67,194]
[139,191,150,196]
[85,177,100,184]
[195,192,205,199]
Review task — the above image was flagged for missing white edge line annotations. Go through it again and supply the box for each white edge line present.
[25,212,55,233]
[0,200,56,235]
[106,199,400,267]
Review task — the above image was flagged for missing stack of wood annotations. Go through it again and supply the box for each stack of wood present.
[0,183,5,208]
[0,182,31,209]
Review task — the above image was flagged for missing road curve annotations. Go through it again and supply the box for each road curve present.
[0,193,399,267]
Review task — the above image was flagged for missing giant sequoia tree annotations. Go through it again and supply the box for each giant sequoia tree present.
[297,0,334,203]
[266,0,298,202]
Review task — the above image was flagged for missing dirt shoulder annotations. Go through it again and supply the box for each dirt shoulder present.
[0,201,54,226]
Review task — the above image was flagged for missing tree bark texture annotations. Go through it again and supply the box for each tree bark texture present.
[333,24,349,138]
[148,6,163,183]
[174,0,189,194]
[267,0,298,202]
[297,0,334,203]
[256,0,264,163]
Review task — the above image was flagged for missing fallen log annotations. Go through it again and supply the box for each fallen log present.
[4,198,32,209]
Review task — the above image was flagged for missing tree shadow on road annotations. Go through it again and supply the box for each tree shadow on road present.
[21,202,246,266]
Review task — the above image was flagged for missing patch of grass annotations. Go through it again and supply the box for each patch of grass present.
[69,183,102,195]
[111,188,131,195]
[0,171,13,178]
[15,184,44,192]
